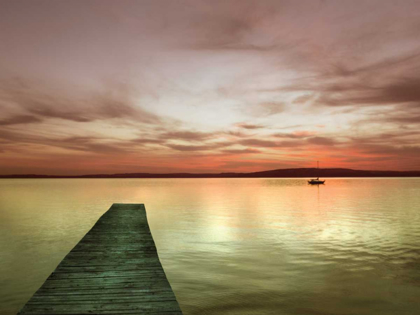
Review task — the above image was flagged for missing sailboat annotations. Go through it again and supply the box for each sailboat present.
[308,161,325,185]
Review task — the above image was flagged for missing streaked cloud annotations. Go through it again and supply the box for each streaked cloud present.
[307,137,337,146]
[0,0,419,174]
[222,148,260,154]
[0,115,42,126]
[236,123,266,130]
[0,79,162,124]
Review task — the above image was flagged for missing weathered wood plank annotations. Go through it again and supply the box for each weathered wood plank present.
[36,288,175,295]
[18,203,183,315]
[39,277,171,286]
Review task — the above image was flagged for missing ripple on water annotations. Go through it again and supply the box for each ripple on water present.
[1,178,420,315]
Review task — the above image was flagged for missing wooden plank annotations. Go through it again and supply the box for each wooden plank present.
[18,203,183,315]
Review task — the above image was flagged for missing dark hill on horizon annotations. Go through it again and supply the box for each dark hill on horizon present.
[1,168,420,178]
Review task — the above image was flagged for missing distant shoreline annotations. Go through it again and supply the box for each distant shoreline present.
[1,168,420,178]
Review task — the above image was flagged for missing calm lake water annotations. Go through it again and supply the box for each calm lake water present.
[1,178,420,315]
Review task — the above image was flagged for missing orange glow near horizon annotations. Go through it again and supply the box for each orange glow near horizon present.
[1,1,419,175]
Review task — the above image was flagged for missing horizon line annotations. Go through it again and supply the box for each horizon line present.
[1,167,420,178]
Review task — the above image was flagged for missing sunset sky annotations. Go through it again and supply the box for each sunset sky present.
[1,0,420,175]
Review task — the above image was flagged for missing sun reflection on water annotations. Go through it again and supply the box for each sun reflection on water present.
[1,178,420,315]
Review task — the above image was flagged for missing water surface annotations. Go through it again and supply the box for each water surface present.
[1,178,420,314]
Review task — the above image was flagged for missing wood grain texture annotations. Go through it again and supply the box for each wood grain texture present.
[18,203,183,315]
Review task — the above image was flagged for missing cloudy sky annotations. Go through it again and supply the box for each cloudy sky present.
[1,0,420,175]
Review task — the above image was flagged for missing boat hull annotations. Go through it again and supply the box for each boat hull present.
[308,180,325,185]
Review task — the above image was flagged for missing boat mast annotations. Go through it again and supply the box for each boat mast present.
[317,161,319,179]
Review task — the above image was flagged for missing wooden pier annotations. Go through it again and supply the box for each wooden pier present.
[18,203,183,315]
